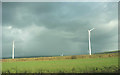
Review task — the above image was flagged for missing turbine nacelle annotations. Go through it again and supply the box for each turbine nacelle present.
[88,28,95,32]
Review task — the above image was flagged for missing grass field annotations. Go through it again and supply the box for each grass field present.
[2,53,119,73]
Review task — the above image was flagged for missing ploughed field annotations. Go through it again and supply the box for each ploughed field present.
[2,53,119,73]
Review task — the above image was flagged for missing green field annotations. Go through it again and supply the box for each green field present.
[2,53,119,73]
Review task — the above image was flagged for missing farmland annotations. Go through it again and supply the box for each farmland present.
[2,53,119,73]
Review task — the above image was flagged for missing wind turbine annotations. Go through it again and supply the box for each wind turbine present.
[12,40,15,59]
[61,52,64,56]
[88,28,95,55]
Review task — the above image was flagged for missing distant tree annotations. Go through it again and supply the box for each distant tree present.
[71,56,77,59]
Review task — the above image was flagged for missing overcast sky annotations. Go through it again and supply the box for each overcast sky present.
[2,2,118,57]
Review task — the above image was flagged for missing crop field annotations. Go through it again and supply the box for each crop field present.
[2,53,119,73]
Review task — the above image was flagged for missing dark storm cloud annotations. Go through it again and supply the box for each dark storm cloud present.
[3,3,62,28]
[2,2,118,57]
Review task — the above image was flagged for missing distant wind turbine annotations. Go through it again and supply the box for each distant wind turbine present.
[88,28,95,55]
[12,40,15,59]
[61,52,64,56]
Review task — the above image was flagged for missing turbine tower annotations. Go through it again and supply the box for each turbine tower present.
[12,40,15,59]
[61,52,63,56]
[88,28,95,55]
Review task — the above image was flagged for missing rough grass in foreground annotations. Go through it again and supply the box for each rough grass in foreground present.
[2,53,119,73]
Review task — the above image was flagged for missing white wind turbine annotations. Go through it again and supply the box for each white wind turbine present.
[61,52,64,56]
[12,40,15,59]
[88,28,95,55]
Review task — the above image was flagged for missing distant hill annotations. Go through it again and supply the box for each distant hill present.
[94,50,120,54]
[2,55,60,59]
[2,50,119,59]
[2,52,118,62]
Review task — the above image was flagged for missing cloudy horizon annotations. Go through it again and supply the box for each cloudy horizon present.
[2,2,118,58]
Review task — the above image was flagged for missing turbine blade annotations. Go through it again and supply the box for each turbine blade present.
[89,28,95,31]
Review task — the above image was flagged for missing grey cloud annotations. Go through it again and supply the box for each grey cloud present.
[2,2,118,57]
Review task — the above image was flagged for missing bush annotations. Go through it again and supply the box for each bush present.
[71,56,77,59]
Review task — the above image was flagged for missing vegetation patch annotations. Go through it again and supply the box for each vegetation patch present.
[2,56,118,73]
